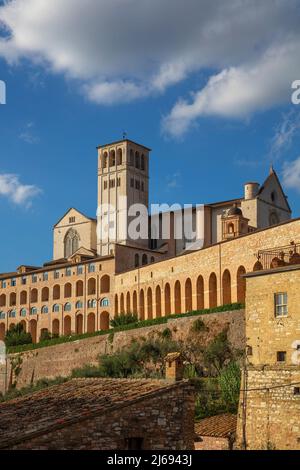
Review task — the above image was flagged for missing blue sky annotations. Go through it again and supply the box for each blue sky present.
[1,0,300,272]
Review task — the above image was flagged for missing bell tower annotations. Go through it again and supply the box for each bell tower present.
[97,139,151,256]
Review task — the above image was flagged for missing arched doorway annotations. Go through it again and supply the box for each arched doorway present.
[64,315,71,335]
[29,319,37,343]
[155,286,161,318]
[209,273,217,308]
[237,266,246,303]
[185,278,192,312]
[196,275,204,310]
[126,292,131,313]
[174,281,181,314]
[87,312,95,333]
[114,294,119,316]
[139,290,145,320]
[147,287,153,319]
[120,293,125,314]
[164,283,171,316]
[222,269,231,304]
[0,323,5,340]
[20,320,26,332]
[100,311,109,330]
[52,319,60,336]
[133,291,138,314]
[76,280,84,297]
[76,314,83,335]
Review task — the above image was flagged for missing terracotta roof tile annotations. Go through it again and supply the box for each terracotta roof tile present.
[0,378,189,448]
[195,413,237,438]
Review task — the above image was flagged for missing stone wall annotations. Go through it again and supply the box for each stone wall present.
[237,366,300,450]
[8,382,195,450]
[0,308,244,392]
[195,436,230,450]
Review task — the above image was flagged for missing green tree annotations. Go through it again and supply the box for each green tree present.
[5,323,32,347]
[110,313,138,327]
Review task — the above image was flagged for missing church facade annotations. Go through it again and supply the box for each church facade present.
[0,138,295,343]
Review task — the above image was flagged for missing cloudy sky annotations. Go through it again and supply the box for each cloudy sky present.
[1,0,300,270]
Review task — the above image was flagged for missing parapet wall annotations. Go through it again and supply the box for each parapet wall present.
[0,309,244,393]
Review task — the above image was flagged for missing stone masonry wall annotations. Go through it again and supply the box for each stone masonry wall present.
[8,383,195,450]
[237,366,300,450]
[0,309,244,392]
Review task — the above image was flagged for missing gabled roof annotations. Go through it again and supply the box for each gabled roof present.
[53,208,96,228]
[0,378,189,449]
[257,166,291,213]
[195,413,237,438]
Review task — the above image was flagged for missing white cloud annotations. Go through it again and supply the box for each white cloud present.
[1,0,300,133]
[166,172,181,189]
[282,157,300,192]
[0,173,41,207]
[19,121,39,144]
[163,40,300,137]
[269,111,300,160]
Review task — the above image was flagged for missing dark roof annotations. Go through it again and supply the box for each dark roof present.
[96,138,151,152]
[195,414,237,438]
[0,378,189,449]
[244,262,300,278]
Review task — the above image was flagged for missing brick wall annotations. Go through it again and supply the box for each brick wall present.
[0,308,244,392]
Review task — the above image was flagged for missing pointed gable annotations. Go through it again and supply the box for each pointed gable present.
[54,208,95,228]
[257,167,291,213]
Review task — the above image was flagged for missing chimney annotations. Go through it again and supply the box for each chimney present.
[244,182,259,200]
[165,352,184,381]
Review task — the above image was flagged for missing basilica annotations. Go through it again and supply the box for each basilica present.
[0,138,294,342]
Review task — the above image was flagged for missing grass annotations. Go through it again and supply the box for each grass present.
[7,302,244,354]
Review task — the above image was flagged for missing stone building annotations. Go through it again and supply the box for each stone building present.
[194,414,237,450]
[0,138,295,343]
[0,377,195,450]
[236,247,300,450]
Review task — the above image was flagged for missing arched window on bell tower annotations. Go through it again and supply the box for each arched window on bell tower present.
[64,229,80,258]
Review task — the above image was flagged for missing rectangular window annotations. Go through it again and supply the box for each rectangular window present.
[77,265,83,275]
[135,180,140,190]
[1,280,6,288]
[66,268,72,277]
[141,181,144,191]
[11,278,16,287]
[32,275,37,283]
[43,272,48,281]
[274,292,288,317]
[69,217,75,223]
[130,178,134,188]
[104,180,108,190]
[117,177,121,187]
[54,270,60,279]
[277,351,286,362]
[21,277,27,285]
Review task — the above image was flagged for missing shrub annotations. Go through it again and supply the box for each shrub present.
[218,361,241,412]
[191,318,207,333]
[161,327,172,339]
[110,312,138,327]
[5,323,32,347]
[203,329,232,375]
